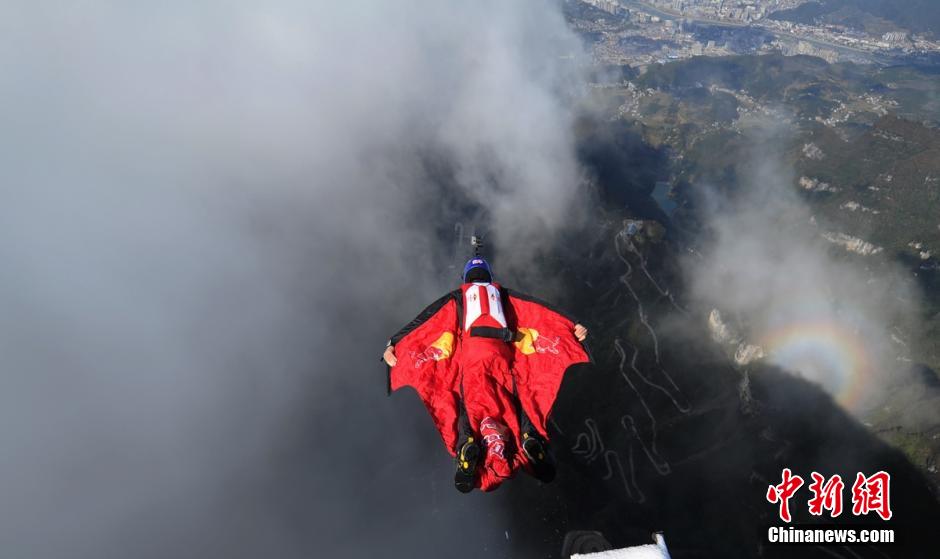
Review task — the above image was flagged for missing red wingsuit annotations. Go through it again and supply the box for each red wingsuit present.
[386,282,591,491]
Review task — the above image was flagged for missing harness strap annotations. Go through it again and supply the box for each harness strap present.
[469,326,514,343]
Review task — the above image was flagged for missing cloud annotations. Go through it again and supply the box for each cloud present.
[0,2,586,557]
[683,117,920,412]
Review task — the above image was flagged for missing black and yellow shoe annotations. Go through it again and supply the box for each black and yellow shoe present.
[521,431,555,483]
[454,438,480,493]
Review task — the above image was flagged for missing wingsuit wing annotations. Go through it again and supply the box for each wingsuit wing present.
[504,288,592,439]
[387,291,462,454]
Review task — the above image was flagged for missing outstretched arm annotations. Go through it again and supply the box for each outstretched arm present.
[503,287,588,342]
[382,289,460,368]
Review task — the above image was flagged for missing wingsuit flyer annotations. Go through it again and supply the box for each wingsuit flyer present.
[7,1,940,558]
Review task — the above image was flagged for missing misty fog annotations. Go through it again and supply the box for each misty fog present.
[683,117,921,412]
[0,2,589,557]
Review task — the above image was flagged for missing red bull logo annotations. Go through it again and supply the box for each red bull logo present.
[410,331,454,369]
[533,334,560,355]
[480,416,509,459]
[514,327,560,355]
[411,346,444,368]
[480,417,513,480]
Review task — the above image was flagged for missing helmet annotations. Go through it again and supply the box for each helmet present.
[463,257,492,283]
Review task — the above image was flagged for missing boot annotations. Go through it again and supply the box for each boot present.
[454,437,481,493]
[521,431,555,483]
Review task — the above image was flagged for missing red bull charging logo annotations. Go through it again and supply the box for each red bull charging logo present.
[480,416,509,459]
[410,331,455,369]
[514,327,561,355]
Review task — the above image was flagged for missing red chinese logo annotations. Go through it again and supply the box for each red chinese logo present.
[851,471,892,521]
[767,469,892,522]
[766,468,804,523]
[807,472,844,517]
